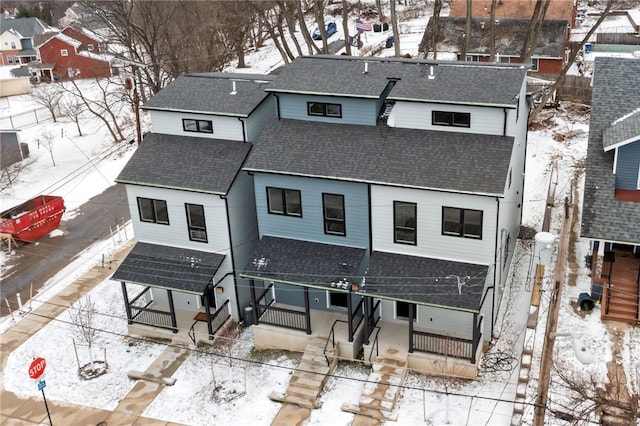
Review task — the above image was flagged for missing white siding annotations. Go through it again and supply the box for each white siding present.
[370,185,498,265]
[148,110,245,141]
[388,102,513,136]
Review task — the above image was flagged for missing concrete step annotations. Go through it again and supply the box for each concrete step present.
[341,402,397,422]
[269,390,322,409]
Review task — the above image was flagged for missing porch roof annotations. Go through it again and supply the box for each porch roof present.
[358,251,488,313]
[240,236,366,291]
[112,242,225,294]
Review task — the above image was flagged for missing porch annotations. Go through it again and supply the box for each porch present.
[126,296,233,346]
[592,249,640,324]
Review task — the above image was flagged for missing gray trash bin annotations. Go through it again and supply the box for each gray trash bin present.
[244,305,254,325]
[578,292,594,311]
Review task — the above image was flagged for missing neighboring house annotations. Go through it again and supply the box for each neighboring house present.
[112,73,276,345]
[448,0,578,24]
[581,57,640,324]
[37,31,112,80]
[420,17,569,75]
[61,26,105,54]
[240,55,529,377]
[0,17,50,65]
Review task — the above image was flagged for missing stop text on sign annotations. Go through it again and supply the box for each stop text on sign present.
[28,357,46,379]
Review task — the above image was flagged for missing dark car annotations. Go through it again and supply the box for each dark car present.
[312,21,337,40]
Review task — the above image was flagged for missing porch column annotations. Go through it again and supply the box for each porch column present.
[408,303,415,353]
[204,285,214,338]
[304,286,311,335]
[347,292,354,342]
[167,290,178,333]
[250,279,258,325]
[363,296,370,345]
[471,312,480,364]
[120,281,132,323]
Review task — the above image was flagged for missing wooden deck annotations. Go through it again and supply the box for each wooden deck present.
[597,250,640,324]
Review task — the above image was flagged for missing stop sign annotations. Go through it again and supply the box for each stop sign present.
[28,357,46,379]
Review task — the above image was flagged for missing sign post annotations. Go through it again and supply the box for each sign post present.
[29,357,52,425]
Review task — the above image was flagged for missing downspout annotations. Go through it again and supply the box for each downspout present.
[275,94,281,119]
[237,117,247,142]
[492,196,501,338]
[222,194,242,323]
[503,108,508,136]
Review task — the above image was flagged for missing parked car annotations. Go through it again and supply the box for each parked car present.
[312,21,337,40]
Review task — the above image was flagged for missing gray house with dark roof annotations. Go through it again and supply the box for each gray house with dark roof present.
[112,73,276,345]
[240,55,529,377]
[581,57,640,324]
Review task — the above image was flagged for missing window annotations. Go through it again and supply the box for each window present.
[329,291,348,309]
[11,42,17,49]
[394,201,417,245]
[7,56,14,64]
[323,193,345,236]
[530,58,539,72]
[182,118,213,134]
[137,197,169,224]
[395,301,416,320]
[267,187,301,216]
[307,102,342,118]
[432,111,471,128]
[185,203,207,242]
[60,49,68,56]
[442,207,483,239]
[465,55,479,62]
[87,44,94,51]
[499,56,511,64]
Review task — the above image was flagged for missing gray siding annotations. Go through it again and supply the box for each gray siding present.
[615,142,640,189]
[227,171,260,318]
[148,110,245,141]
[277,93,378,125]
[254,173,369,248]
[388,102,511,136]
[273,282,364,313]
[245,95,277,142]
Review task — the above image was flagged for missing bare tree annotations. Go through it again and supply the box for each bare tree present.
[341,0,352,56]
[40,130,56,166]
[69,296,97,364]
[520,0,552,65]
[529,0,615,123]
[217,1,260,69]
[390,0,401,57]
[313,0,329,54]
[426,0,443,59]
[60,95,85,136]
[296,0,321,55]
[281,0,305,57]
[461,0,472,60]
[30,83,63,122]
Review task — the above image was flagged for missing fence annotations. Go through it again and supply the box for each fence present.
[0,107,52,129]
[527,74,592,106]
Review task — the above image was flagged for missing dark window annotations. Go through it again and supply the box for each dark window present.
[182,118,213,134]
[395,301,416,320]
[307,102,342,118]
[442,207,483,239]
[394,201,417,245]
[185,203,207,242]
[432,111,471,128]
[323,193,345,236]
[530,58,539,72]
[267,187,302,216]
[137,197,169,224]
[329,291,348,309]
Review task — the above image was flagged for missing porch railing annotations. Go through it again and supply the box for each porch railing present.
[367,326,381,363]
[350,298,365,342]
[255,283,307,332]
[412,316,483,364]
[364,299,381,345]
[128,286,176,331]
[188,299,231,344]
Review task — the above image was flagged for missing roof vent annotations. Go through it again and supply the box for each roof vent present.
[428,65,435,80]
[363,62,369,74]
[230,80,237,95]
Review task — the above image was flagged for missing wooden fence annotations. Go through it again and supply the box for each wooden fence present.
[528,74,592,105]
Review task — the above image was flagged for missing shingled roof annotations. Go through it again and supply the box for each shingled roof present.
[267,55,526,107]
[143,72,274,117]
[420,17,568,59]
[116,133,252,195]
[581,57,640,244]
[243,118,514,196]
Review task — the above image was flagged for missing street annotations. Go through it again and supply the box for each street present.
[0,184,130,317]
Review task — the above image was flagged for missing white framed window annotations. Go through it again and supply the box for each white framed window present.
[60,49,68,56]
[87,44,94,51]
[530,57,539,72]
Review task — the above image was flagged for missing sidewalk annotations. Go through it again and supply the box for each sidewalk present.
[0,239,188,426]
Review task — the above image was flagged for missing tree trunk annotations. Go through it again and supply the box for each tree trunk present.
[489,0,497,61]
[390,0,401,57]
[341,0,352,56]
[313,0,329,54]
[520,0,551,65]
[282,1,304,56]
[529,0,615,124]
[375,0,385,20]
[296,0,321,55]
[430,0,443,59]
[461,0,472,60]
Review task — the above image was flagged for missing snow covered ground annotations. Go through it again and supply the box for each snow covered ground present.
[1,2,639,425]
